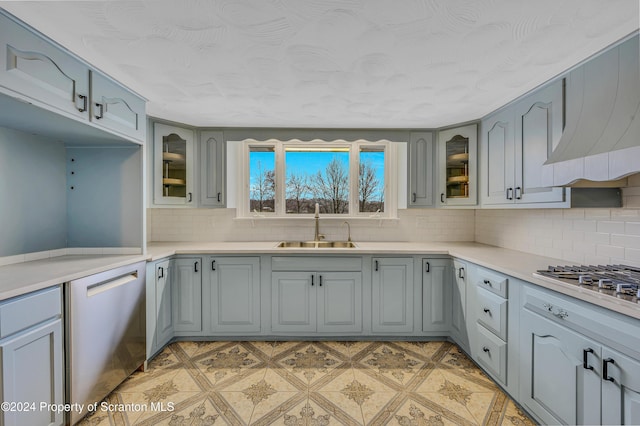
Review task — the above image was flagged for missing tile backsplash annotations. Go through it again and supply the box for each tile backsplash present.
[148,208,475,243]
[149,176,640,267]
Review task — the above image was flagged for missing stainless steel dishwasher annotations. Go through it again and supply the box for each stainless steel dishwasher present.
[66,261,146,425]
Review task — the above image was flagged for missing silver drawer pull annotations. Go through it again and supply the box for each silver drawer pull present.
[543,303,568,319]
[483,308,492,317]
[482,346,491,354]
[483,279,492,287]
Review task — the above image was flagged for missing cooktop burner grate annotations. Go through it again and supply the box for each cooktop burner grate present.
[534,264,640,303]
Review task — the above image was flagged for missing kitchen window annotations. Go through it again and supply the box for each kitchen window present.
[240,139,396,218]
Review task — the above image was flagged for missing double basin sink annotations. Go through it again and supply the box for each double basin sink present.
[276,241,357,248]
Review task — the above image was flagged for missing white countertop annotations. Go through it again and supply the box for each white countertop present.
[1,241,639,320]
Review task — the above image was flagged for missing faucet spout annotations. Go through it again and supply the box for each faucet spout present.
[343,221,352,242]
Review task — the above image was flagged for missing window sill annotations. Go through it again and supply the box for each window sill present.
[233,215,399,226]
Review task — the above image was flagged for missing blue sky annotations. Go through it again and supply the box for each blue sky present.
[249,151,384,183]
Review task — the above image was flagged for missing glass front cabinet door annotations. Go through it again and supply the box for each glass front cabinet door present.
[154,123,195,205]
[437,124,477,206]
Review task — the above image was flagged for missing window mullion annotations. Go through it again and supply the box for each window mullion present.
[350,142,360,216]
[275,142,285,215]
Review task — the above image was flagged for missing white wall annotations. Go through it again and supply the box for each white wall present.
[0,126,67,256]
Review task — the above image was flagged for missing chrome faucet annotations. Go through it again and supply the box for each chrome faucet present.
[314,203,325,242]
[343,221,352,242]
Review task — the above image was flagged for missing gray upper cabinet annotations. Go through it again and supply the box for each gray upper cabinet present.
[208,257,260,333]
[90,71,145,142]
[153,122,196,206]
[372,257,414,333]
[437,124,478,206]
[0,12,89,122]
[481,80,565,205]
[0,11,145,143]
[408,132,435,207]
[199,130,226,207]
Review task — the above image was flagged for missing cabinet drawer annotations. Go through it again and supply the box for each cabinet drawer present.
[475,324,507,384]
[271,256,362,272]
[476,287,507,340]
[0,286,61,338]
[476,268,508,298]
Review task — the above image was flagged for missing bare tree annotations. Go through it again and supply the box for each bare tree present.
[250,161,275,212]
[359,160,382,212]
[286,172,310,213]
[312,157,349,213]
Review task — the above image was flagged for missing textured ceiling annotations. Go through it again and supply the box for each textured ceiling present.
[1,1,638,128]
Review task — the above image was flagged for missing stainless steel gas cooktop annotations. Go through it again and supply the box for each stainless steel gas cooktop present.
[534,264,640,303]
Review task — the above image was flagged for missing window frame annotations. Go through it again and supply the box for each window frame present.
[238,139,397,219]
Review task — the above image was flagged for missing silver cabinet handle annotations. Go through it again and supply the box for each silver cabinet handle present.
[217,192,221,202]
[440,193,445,203]
[483,279,492,287]
[482,346,490,354]
[311,275,314,286]
[425,262,430,273]
[194,261,199,273]
[188,192,193,202]
[158,266,164,279]
[211,260,216,271]
[375,260,379,272]
[77,94,87,112]
[515,186,522,200]
[458,267,465,279]
[506,188,513,200]
[483,308,492,317]
[94,102,104,119]
[412,192,417,203]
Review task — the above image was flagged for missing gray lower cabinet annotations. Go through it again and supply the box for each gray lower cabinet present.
[271,271,362,333]
[450,259,469,351]
[146,258,173,359]
[208,257,260,333]
[422,258,452,332]
[173,257,202,333]
[0,286,64,426]
[520,282,640,425]
[520,308,601,425]
[601,347,640,425]
[372,257,414,333]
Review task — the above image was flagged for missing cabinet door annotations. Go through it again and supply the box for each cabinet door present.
[272,272,316,332]
[601,347,640,425]
[422,259,451,332]
[514,81,565,204]
[408,132,434,207]
[209,257,260,333]
[155,260,173,348]
[482,109,516,205]
[372,258,414,333]
[0,13,89,122]
[520,309,601,426]
[437,124,478,206]
[0,319,64,426]
[451,259,468,349]
[200,130,226,207]
[153,123,195,205]
[173,258,202,333]
[317,272,362,333]
[90,71,145,142]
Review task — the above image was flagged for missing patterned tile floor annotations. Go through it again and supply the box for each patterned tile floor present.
[79,341,535,425]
